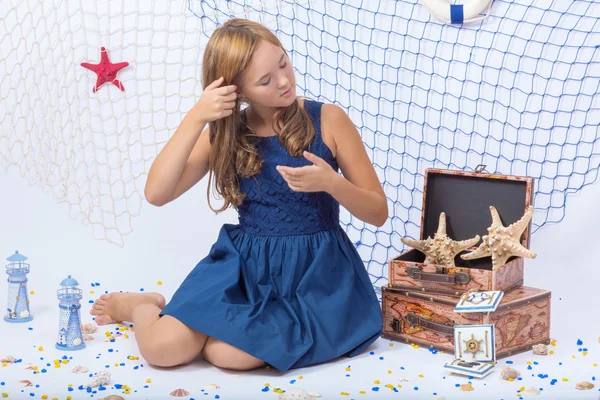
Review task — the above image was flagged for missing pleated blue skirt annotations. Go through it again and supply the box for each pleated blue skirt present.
[160,223,382,373]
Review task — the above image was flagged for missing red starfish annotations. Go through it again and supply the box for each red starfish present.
[81,47,129,93]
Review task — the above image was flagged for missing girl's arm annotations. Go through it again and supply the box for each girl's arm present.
[144,116,211,207]
[321,104,388,227]
[145,77,237,207]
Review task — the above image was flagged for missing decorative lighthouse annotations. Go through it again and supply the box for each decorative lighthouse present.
[56,275,85,350]
[4,250,33,323]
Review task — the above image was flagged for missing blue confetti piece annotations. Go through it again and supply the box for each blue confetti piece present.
[414,387,418,390]
[550,379,558,385]
[506,360,513,364]
[527,365,532,370]
[379,356,384,360]
[577,339,583,345]
[134,366,139,370]
[95,282,100,286]
[370,351,375,355]
[87,387,92,393]
[68,387,74,392]
[108,349,114,352]
[140,288,145,292]
[99,386,106,391]
[28,327,33,330]
[115,384,123,389]
[372,387,380,391]
[0,382,4,386]
[78,385,85,390]
[468,376,473,379]
[215,396,220,399]
[559,362,563,365]
[29,394,35,397]
[289,380,296,384]
[592,376,596,381]
[518,377,523,380]
[346,374,350,377]
[41,369,47,373]
[455,384,460,387]
[144,385,149,389]
[400,367,405,370]
[533,361,538,365]
[261,387,269,392]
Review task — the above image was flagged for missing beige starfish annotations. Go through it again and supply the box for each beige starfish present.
[461,206,536,270]
[401,212,480,267]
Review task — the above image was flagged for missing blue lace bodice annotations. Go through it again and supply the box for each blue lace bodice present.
[237,100,340,236]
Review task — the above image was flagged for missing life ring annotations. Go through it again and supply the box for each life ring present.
[420,0,493,24]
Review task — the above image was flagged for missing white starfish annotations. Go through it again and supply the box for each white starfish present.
[401,212,480,267]
[461,206,536,270]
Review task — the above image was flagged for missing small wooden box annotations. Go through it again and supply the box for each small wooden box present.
[381,285,551,359]
[388,168,535,297]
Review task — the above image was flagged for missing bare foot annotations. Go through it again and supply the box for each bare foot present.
[90,292,166,325]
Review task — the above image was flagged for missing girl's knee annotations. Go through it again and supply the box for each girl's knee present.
[201,339,265,371]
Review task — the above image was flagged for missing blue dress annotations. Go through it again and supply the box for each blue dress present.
[160,100,382,373]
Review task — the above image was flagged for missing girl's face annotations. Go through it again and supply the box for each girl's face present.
[239,40,297,109]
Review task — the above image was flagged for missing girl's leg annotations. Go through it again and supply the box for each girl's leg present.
[91,292,265,370]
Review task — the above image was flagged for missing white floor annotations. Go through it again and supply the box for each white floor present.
[1,169,599,400]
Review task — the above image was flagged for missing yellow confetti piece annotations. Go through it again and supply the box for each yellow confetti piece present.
[105,331,111,337]
[264,383,270,387]
[38,346,43,351]
[124,334,129,339]
[387,370,392,374]
[583,352,588,356]
[346,367,351,371]
[1,363,6,367]
[397,384,402,388]
[1,394,7,398]
[157,281,163,285]
[374,380,380,384]
[385,384,394,389]
[67,396,72,400]
[90,291,95,294]
[114,363,119,367]
[359,391,366,394]
[146,378,151,383]
[519,386,525,392]
[61,360,68,364]
[30,290,35,295]
[389,343,394,347]
[562,378,568,382]
[508,378,514,382]
[418,374,424,378]
[526,361,532,365]
[551,340,557,346]
[298,375,303,379]
[593,363,597,367]
[340,392,350,396]
[42,396,48,399]
[549,350,554,355]
[572,355,576,359]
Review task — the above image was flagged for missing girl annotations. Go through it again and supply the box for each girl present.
[91,18,387,373]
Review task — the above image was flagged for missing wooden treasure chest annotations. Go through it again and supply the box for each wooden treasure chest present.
[388,167,535,297]
[381,285,551,359]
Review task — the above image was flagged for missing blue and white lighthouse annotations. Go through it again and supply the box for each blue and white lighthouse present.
[56,275,85,350]
[4,250,33,323]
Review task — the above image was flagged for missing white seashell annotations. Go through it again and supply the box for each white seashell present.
[575,381,594,390]
[278,388,315,400]
[1,355,17,363]
[524,387,541,395]
[204,384,220,390]
[398,377,417,382]
[72,338,82,346]
[72,365,89,373]
[532,343,548,355]
[87,371,111,388]
[19,310,30,318]
[81,323,98,334]
[500,367,520,380]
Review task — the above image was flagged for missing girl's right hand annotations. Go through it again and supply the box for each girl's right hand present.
[192,77,238,123]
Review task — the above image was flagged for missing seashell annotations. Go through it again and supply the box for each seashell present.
[24,364,37,370]
[523,387,541,395]
[459,384,474,392]
[81,323,98,334]
[19,380,33,386]
[103,396,125,400]
[203,384,219,390]
[532,343,548,355]
[170,388,191,397]
[19,310,30,318]
[72,337,82,346]
[398,376,417,382]
[278,389,315,400]
[0,355,17,363]
[307,391,322,398]
[500,367,520,380]
[72,365,89,373]
[83,334,95,341]
[88,371,111,388]
[575,381,594,390]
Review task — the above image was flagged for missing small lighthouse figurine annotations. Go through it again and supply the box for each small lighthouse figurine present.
[56,275,85,350]
[4,250,33,323]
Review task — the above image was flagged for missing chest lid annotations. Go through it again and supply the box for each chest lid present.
[420,168,535,271]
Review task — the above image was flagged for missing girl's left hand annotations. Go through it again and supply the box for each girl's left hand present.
[277,151,338,193]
